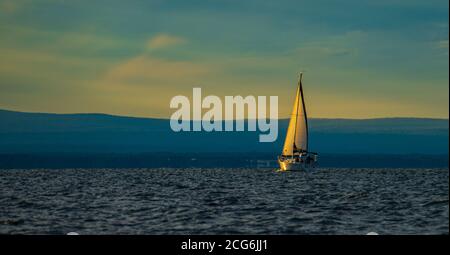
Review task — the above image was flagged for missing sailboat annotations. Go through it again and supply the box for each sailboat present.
[278,73,318,171]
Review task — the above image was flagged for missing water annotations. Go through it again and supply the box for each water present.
[0,168,448,235]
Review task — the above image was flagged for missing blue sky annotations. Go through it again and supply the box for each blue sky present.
[0,0,448,118]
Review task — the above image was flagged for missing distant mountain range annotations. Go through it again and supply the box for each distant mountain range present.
[0,109,448,154]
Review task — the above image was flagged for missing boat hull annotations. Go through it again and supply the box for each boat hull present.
[278,159,313,172]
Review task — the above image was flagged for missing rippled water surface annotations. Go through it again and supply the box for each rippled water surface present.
[0,168,448,234]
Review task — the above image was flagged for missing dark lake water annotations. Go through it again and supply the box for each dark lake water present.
[0,168,448,234]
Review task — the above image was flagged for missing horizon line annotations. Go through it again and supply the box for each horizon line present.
[0,108,448,121]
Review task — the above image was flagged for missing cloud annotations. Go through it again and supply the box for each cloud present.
[0,47,109,82]
[437,40,449,49]
[296,46,357,59]
[147,34,186,50]
[0,0,23,14]
[101,55,211,85]
[87,53,217,117]
[0,23,138,58]
[0,46,115,114]
[294,31,364,61]
[57,33,128,51]
[435,40,449,56]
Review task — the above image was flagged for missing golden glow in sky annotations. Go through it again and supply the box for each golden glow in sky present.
[0,0,448,119]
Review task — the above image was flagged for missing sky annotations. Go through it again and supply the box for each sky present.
[0,0,448,119]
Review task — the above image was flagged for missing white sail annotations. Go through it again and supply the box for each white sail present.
[282,74,308,155]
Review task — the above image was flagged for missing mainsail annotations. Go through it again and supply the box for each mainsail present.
[282,73,308,156]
